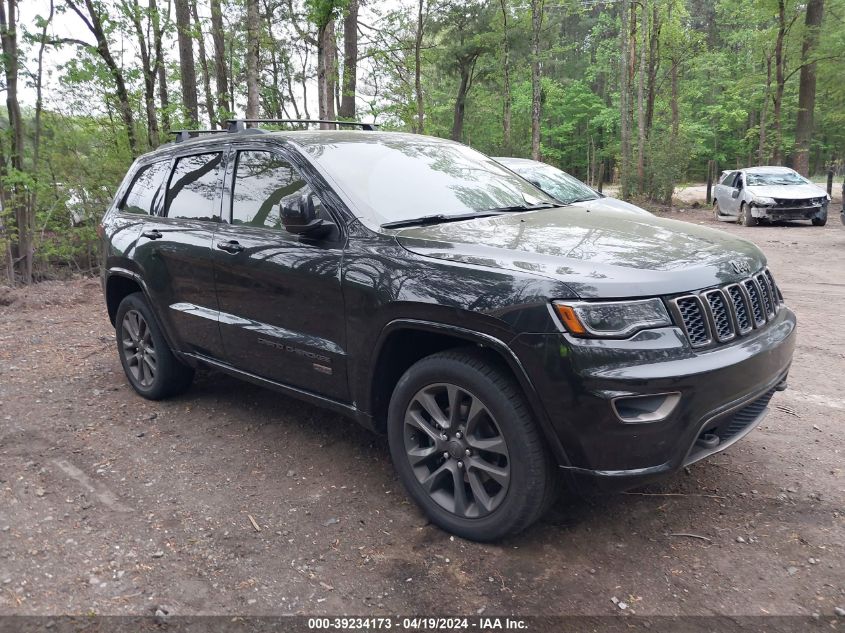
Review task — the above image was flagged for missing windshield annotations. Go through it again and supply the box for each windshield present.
[746,171,809,186]
[299,136,556,225]
[509,163,599,204]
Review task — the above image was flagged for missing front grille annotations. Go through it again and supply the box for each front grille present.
[773,197,822,207]
[672,268,783,349]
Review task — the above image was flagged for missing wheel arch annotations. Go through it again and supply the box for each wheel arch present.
[366,320,571,468]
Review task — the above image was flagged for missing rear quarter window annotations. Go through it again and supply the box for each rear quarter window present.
[119,160,170,215]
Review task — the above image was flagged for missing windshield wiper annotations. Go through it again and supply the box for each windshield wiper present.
[485,202,560,213]
[381,211,502,229]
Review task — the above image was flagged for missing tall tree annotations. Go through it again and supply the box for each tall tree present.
[174,0,199,126]
[499,0,512,154]
[209,0,231,125]
[245,0,260,119]
[0,0,30,283]
[636,0,648,193]
[530,0,544,160]
[619,0,632,198]
[121,0,159,146]
[191,0,217,127]
[66,0,138,155]
[793,0,824,176]
[414,0,425,133]
[150,0,170,132]
[339,0,358,119]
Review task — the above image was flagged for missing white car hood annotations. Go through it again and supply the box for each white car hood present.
[577,196,652,216]
[747,183,827,199]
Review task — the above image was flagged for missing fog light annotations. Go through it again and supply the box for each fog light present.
[612,392,681,424]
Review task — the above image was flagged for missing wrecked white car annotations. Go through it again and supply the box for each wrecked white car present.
[714,166,830,226]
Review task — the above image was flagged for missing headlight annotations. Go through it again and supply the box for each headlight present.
[751,196,775,206]
[553,299,672,338]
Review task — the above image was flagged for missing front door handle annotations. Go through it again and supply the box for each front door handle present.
[216,240,245,254]
[141,229,163,240]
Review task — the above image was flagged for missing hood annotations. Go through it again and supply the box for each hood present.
[578,196,652,216]
[394,206,766,298]
[746,183,827,199]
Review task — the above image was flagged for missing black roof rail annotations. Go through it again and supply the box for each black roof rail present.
[169,129,228,143]
[226,119,379,132]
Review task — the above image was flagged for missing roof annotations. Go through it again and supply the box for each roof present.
[742,165,796,173]
[142,129,456,161]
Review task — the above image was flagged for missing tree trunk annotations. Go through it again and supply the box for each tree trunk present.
[191,0,216,127]
[451,62,472,141]
[794,0,823,177]
[772,0,786,164]
[150,0,170,132]
[759,54,771,163]
[414,0,425,133]
[245,0,260,119]
[125,0,159,147]
[0,0,31,283]
[500,0,512,155]
[619,0,632,198]
[34,0,54,170]
[339,0,358,119]
[209,0,230,125]
[174,0,199,126]
[530,0,543,160]
[644,1,659,136]
[317,19,337,126]
[636,0,647,194]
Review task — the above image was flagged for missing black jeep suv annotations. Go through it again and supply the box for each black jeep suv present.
[101,124,796,541]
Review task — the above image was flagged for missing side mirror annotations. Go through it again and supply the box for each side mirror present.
[281,193,334,239]
[731,189,740,199]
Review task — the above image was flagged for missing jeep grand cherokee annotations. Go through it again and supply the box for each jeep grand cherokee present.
[100,123,796,541]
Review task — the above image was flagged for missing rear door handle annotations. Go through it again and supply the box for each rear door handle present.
[216,240,245,254]
[141,229,163,240]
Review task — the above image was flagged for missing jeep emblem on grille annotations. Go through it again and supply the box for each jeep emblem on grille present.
[730,260,751,274]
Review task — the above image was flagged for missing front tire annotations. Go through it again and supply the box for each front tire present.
[387,349,556,541]
[812,211,827,226]
[739,203,758,227]
[115,292,194,400]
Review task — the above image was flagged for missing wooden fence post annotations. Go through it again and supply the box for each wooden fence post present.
[597,162,605,193]
[827,170,834,196]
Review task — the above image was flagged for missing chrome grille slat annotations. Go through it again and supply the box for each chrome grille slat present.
[674,295,711,348]
[702,289,735,342]
[674,268,782,349]
[726,284,752,334]
[755,273,775,317]
[742,279,766,327]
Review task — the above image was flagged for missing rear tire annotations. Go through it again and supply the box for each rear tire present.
[714,201,724,221]
[387,349,557,541]
[739,203,758,227]
[115,292,195,400]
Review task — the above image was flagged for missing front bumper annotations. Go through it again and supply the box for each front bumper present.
[752,202,826,221]
[510,307,796,491]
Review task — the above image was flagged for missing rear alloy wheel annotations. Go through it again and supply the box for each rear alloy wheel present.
[115,292,194,400]
[739,203,758,227]
[387,350,556,541]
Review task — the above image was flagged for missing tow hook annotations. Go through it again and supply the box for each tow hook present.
[695,432,720,450]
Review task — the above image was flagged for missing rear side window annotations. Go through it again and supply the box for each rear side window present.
[166,152,224,220]
[120,161,169,215]
[231,150,308,228]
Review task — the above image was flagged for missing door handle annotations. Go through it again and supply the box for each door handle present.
[141,229,163,240]
[216,240,245,254]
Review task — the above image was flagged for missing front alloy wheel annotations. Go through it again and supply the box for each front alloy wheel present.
[388,350,556,541]
[403,383,510,518]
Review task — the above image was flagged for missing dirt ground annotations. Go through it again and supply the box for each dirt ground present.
[1,209,843,619]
